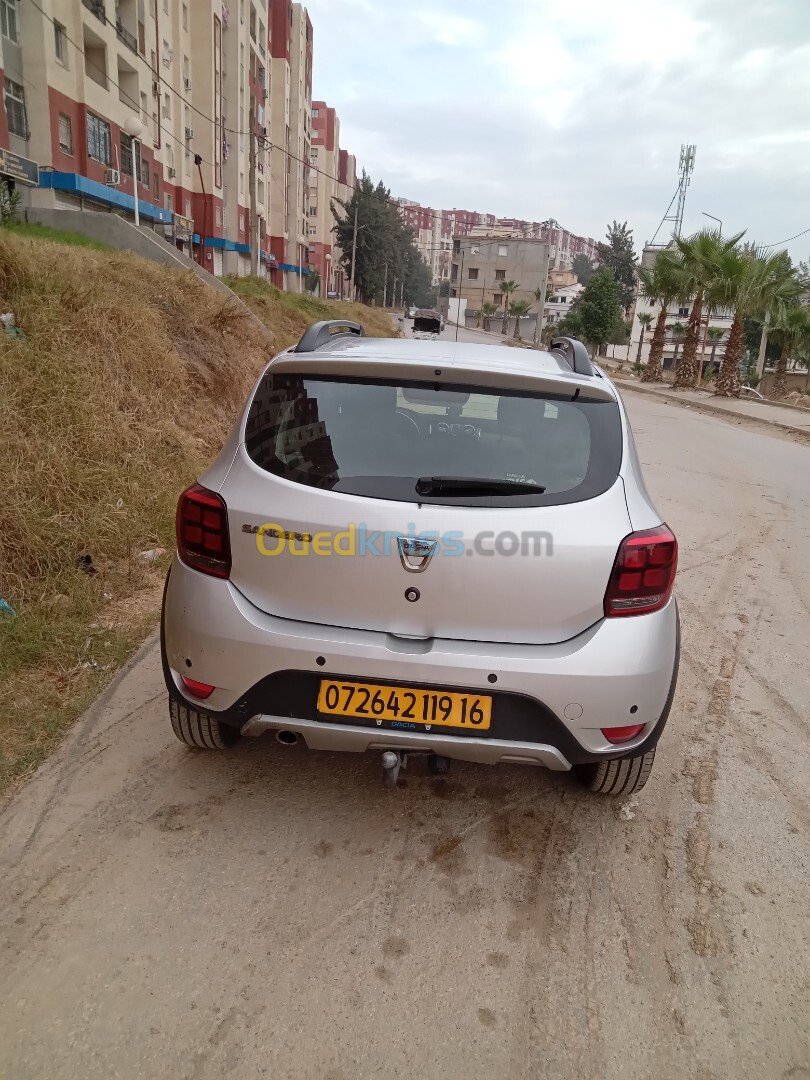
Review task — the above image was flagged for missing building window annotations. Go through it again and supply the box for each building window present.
[163,92,171,119]
[467,267,479,280]
[140,157,149,188]
[678,306,689,316]
[498,245,508,257]
[4,80,27,139]
[121,132,135,176]
[0,0,18,42]
[216,206,222,226]
[58,113,73,154]
[451,263,458,282]
[182,3,188,30]
[86,113,111,164]
[164,191,173,212]
[494,269,506,281]
[54,21,67,64]
[153,173,160,199]
[311,107,319,118]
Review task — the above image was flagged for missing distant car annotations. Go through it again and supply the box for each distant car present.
[740,385,765,400]
[407,306,417,318]
[162,323,679,795]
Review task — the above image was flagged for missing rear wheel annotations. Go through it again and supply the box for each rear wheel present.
[574,748,656,795]
[169,698,240,750]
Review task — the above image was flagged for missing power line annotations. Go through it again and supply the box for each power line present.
[761,227,810,249]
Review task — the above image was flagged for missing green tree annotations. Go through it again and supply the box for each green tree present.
[481,301,498,330]
[596,221,637,312]
[510,299,531,339]
[635,311,653,365]
[572,253,595,286]
[637,252,684,382]
[331,171,431,306]
[670,322,686,367]
[499,280,519,335]
[671,228,745,390]
[770,305,810,398]
[576,268,623,355]
[0,179,21,225]
[711,246,802,397]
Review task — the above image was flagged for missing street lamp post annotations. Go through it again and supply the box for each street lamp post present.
[124,117,145,230]
[702,212,722,235]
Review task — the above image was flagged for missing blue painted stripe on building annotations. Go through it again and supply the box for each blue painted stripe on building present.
[39,172,173,224]
[277,262,312,274]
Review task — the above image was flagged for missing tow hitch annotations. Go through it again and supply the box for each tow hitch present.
[381,750,405,789]
[381,750,452,788]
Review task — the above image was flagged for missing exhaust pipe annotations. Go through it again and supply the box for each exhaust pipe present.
[275,730,299,746]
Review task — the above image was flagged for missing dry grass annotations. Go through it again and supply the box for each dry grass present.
[222,275,398,347]
[0,230,395,794]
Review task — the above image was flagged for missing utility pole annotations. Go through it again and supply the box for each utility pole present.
[248,107,258,277]
[349,199,359,303]
[399,278,404,308]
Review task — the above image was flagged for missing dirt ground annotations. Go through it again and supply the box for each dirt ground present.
[1,393,809,1080]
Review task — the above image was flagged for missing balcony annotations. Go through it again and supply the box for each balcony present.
[82,0,106,22]
[116,19,138,54]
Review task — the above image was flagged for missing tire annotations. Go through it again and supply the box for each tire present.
[169,697,240,750]
[574,747,656,795]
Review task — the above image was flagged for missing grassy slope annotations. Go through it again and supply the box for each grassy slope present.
[0,228,395,794]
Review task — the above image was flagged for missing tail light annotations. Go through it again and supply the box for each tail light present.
[604,525,677,617]
[176,483,231,578]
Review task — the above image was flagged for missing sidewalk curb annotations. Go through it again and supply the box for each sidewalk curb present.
[617,381,810,446]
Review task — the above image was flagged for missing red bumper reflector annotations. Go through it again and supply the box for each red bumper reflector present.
[601,724,645,743]
[181,677,215,700]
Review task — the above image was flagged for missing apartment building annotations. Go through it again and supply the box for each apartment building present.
[307,99,355,298]
[0,0,330,283]
[268,0,311,290]
[451,235,550,313]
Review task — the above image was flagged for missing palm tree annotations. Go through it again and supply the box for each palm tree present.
[635,312,653,366]
[671,228,745,390]
[637,252,684,382]
[706,327,724,373]
[769,305,810,398]
[532,286,545,346]
[670,322,686,367]
[510,300,531,339]
[712,247,802,397]
[481,301,498,331]
[499,280,519,335]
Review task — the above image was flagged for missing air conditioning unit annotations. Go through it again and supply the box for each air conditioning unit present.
[185,127,194,140]
[167,167,176,178]
[152,80,160,94]
[184,77,192,90]
[105,168,120,186]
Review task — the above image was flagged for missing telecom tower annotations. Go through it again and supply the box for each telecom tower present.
[650,144,697,245]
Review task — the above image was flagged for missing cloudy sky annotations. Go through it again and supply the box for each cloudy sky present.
[303,0,810,260]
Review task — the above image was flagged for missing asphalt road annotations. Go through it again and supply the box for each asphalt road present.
[2,337,809,1079]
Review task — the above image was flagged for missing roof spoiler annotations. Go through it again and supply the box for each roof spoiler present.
[295,320,366,352]
[549,336,595,377]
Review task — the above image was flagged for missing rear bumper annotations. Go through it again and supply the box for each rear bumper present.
[162,558,680,767]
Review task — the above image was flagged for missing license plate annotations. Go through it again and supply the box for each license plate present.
[317,679,492,731]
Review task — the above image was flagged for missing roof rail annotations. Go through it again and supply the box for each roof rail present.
[294,320,365,353]
[549,336,595,377]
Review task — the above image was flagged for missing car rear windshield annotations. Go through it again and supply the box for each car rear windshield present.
[244,374,623,506]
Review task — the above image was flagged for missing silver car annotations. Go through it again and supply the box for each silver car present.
[162,322,679,794]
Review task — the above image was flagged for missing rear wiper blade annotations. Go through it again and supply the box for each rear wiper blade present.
[415,475,545,496]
